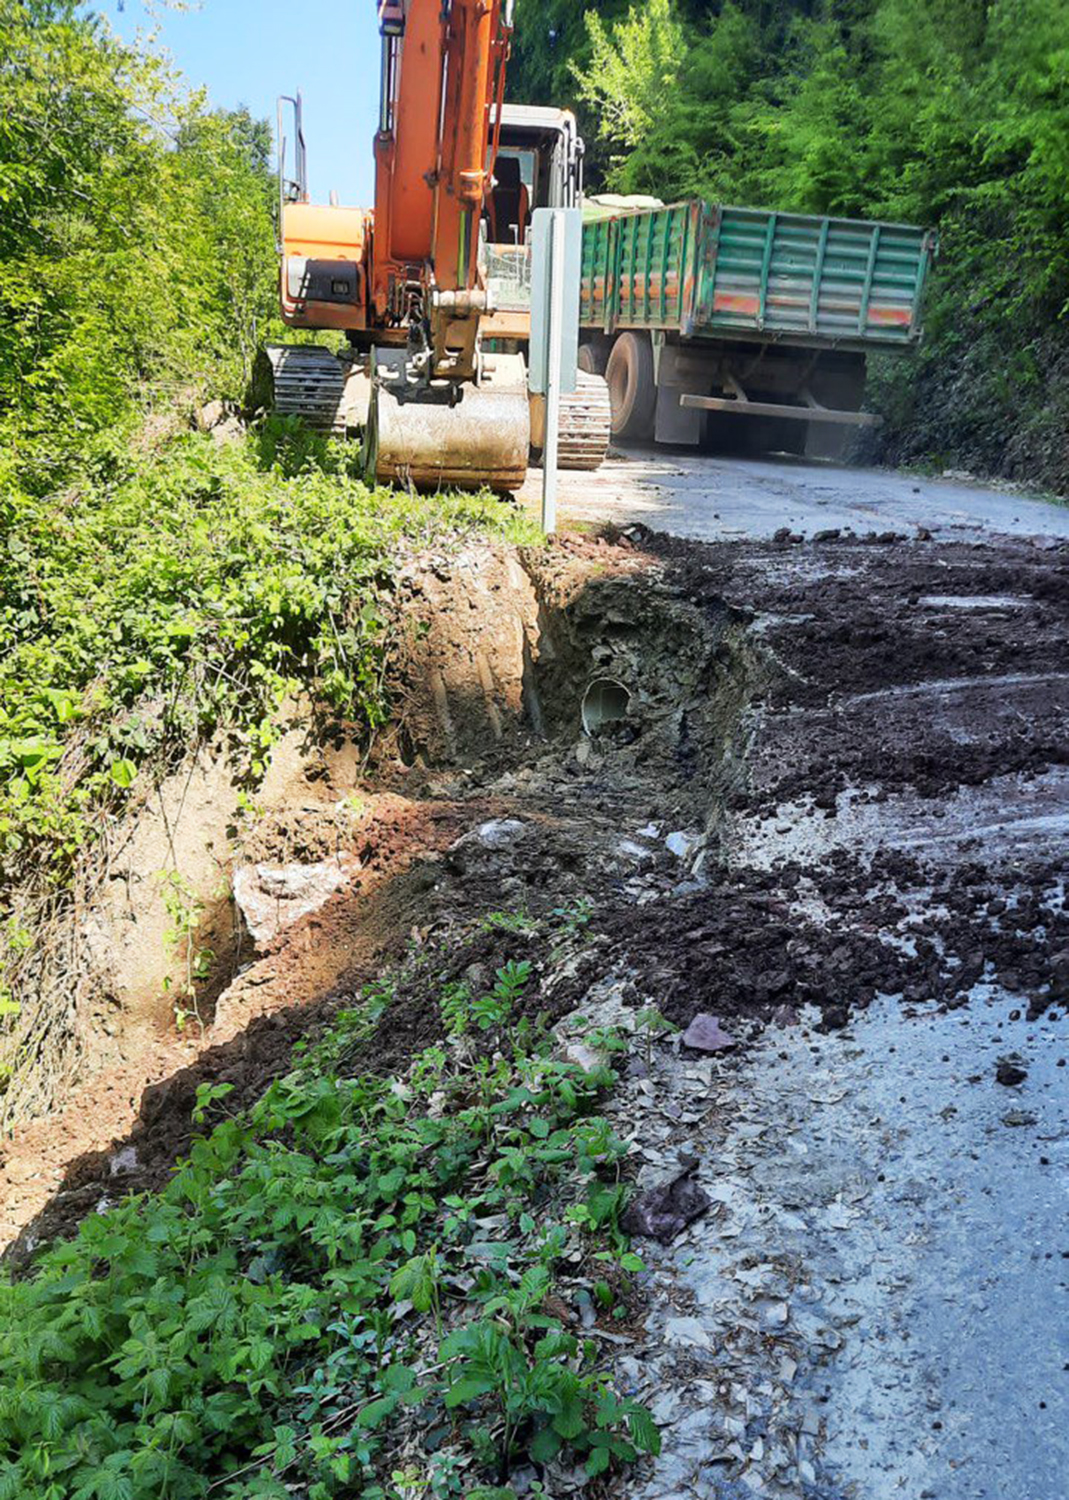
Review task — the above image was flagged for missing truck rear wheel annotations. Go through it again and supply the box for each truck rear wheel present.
[606,333,656,442]
[804,356,868,460]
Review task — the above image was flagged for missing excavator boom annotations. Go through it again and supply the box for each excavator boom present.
[363,0,529,490]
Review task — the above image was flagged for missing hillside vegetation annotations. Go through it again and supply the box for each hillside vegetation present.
[512,0,1069,492]
[0,17,662,1499]
[1,939,659,1498]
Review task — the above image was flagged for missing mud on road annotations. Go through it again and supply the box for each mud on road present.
[2,522,1067,1496]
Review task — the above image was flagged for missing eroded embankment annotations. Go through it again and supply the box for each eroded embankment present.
[0,531,760,1256]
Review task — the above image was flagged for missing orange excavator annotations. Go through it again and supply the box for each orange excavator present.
[265,0,609,490]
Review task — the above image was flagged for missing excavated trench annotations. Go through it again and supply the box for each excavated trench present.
[2,524,1068,1497]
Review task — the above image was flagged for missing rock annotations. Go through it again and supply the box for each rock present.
[233,857,353,948]
[665,830,701,860]
[663,1315,711,1349]
[561,1041,605,1074]
[616,837,656,865]
[194,398,226,432]
[996,1056,1028,1087]
[819,1004,850,1032]
[108,1145,138,1176]
[211,415,244,445]
[681,1013,737,1053]
[474,817,527,849]
[813,528,841,543]
[621,1161,711,1243]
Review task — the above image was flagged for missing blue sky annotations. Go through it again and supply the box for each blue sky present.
[102,0,382,205]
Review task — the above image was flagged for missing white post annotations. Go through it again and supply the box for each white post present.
[542,209,566,535]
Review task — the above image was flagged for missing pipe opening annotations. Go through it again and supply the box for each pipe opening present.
[582,678,632,736]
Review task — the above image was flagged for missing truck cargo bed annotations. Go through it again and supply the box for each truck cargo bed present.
[581,201,936,352]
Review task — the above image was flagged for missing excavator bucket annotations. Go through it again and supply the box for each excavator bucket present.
[367,349,530,493]
[261,345,530,493]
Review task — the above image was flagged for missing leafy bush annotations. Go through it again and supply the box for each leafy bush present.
[0,958,658,1498]
[0,423,535,1111]
[0,429,531,884]
[0,0,279,492]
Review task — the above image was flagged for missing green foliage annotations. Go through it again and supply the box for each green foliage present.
[440,1288,659,1481]
[0,0,279,491]
[0,964,656,1497]
[0,431,530,886]
[573,0,686,160]
[0,423,534,1104]
[514,0,1069,490]
[440,960,533,1037]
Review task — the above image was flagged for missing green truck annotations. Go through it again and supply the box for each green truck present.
[577,198,937,458]
[484,108,938,462]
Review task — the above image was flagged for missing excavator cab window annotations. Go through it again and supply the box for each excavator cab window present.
[487,152,533,245]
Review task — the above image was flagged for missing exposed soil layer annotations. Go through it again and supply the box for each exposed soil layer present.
[3,526,1067,1268]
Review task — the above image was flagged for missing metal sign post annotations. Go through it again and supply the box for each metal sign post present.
[530,207,582,535]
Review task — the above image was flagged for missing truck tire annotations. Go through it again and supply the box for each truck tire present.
[606,333,656,442]
[804,356,867,461]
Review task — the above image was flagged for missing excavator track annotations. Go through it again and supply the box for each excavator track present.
[264,348,611,480]
[557,372,613,470]
[263,346,350,432]
[531,371,612,471]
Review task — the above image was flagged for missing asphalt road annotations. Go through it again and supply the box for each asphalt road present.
[526,448,1069,544]
[524,453,1069,1499]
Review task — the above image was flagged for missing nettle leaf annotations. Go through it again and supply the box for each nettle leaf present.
[108,758,137,789]
[585,1443,611,1478]
[548,1372,586,1440]
[389,1252,437,1313]
[529,1424,563,1462]
[381,1363,418,1394]
[445,1376,495,1408]
[628,1404,662,1456]
[356,1394,396,1430]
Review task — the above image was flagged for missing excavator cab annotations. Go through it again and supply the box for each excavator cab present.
[483,106,583,333]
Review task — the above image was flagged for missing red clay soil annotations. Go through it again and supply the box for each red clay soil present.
[0,794,478,1258]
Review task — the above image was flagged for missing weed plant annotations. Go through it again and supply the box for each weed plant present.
[0,953,658,1498]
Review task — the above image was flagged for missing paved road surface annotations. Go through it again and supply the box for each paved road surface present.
[523,448,1069,543]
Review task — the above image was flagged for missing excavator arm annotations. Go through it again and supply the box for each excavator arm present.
[373,0,511,378]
